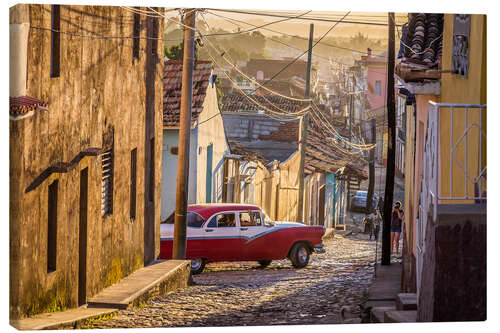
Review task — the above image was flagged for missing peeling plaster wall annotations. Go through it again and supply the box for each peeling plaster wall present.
[9,4,164,319]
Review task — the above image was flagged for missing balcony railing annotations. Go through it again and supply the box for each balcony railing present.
[416,101,486,294]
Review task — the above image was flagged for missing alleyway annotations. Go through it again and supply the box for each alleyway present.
[83,233,378,328]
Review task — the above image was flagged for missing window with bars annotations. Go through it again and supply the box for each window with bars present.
[101,149,114,217]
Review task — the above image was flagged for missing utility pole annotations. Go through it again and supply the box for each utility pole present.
[297,23,314,222]
[173,8,195,260]
[381,12,396,265]
[366,118,376,212]
[347,77,353,210]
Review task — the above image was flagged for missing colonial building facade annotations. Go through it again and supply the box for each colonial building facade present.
[9,5,164,319]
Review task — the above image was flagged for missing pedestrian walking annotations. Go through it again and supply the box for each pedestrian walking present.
[390,201,403,257]
[369,210,381,241]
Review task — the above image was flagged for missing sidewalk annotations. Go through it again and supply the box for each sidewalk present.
[361,261,403,323]
[11,259,190,330]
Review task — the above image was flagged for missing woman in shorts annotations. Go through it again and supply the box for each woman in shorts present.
[390,201,403,257]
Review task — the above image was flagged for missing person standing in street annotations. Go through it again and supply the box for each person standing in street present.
[390,201,403,256]
[369,209,381,241]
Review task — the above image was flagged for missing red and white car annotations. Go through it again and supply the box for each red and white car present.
[160,204,326,274]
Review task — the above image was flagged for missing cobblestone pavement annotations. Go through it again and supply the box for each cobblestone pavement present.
[83,233,380,328]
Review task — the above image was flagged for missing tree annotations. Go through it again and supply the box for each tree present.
[164,41,198,61]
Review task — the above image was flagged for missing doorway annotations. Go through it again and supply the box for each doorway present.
[78,167,88,306]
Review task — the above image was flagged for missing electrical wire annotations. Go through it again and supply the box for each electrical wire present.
[253,11,352,94]
[205,8,401,27]
[206,50,309,119]
[199,13,313,103]
[204,10,390,59]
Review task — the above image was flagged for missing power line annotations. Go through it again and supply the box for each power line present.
[205,8,402,27]
[199,13,313,103]
[252,11,351,93]
[204,10,389,57]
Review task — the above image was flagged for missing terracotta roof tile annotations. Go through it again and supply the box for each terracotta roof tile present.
[221,93,308,113]
[9,96,48,115]
[163,60,213,127]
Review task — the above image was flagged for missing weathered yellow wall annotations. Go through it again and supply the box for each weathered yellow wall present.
[439,14,486,202]
[10,5,164,319]
[403,104,416,256]
[277,151,301,222]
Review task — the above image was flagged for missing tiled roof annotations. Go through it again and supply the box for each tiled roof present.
[396,13,444,81]
[163,60,213,127]
[221,95,367,178]
[10,96,48,115]
[221,93,308,113]
[305,125,368,179]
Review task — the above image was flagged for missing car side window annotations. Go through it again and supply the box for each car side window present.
[207,213,236,228]
[251,211,262,226]
[240,212,255,227]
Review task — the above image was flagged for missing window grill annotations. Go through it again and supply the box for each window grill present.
[101,149,113,217]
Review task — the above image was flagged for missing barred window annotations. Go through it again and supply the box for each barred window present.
[101,149,114,217]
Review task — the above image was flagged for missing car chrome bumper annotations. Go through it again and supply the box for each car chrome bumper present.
[313,244,326,254]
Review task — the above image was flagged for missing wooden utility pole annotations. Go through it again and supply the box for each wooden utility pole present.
[297,23,314,222]
[381,12,396,265]
[173,8,195,260]
[366,118,376,212]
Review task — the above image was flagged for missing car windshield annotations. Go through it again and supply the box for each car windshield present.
[261,211,274,226]
[160,212,205,228]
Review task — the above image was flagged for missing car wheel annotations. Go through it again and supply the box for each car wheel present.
[290,243,310,268]
[258,260,272,268]
[190,258,206,275]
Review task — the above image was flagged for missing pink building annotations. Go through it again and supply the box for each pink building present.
[359,49,388,164]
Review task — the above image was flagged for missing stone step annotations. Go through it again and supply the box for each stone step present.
[384,310,418,323]
[396,293,418,311]
[10,307,117,330]
[370,306,395,323]
[87,260,190,309]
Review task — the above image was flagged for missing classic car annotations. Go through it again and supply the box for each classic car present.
[350,190,378,212]
[160,204,326,274]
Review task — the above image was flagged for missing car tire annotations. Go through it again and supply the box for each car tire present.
[290,243,310,268]
[258,260,272,268]
[190,258,206,275]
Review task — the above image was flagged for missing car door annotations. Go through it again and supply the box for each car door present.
[203,211,241,261]
[239,210,271,260]
[185,212,207,259]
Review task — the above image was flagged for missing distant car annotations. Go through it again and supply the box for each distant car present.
[160,204,326,274]
[350,191,378,212]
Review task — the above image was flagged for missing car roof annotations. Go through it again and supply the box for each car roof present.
[188,203,262,220]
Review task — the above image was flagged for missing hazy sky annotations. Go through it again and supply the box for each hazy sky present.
[165,9,408,40]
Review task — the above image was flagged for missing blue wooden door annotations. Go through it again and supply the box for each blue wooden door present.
[205,144,213,203]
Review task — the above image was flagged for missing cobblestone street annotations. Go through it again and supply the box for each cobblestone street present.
[84,232,379,328]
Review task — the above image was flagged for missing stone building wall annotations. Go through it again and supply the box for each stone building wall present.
[417,204,486,322]
[9,4,164,319]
